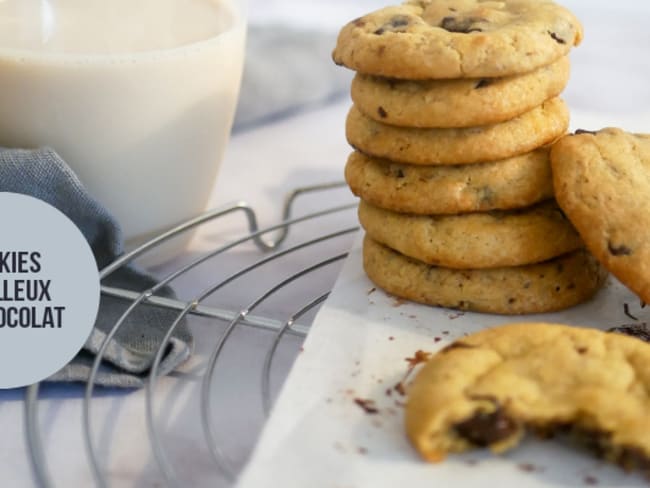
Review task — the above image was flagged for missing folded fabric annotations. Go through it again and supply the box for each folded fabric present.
[0,148,192,388]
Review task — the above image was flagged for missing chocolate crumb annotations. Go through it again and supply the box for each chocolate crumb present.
[464,459,479,466]
[475,79,492,89]
[354,398,379,414]
[367,287,376,295]
[608,323,650,343]
[443,330,450,335]
[377,106,388,118]
[518,463,538,473]
[434,337,442,343]
[394,382,406,396]
[358,447,368,455]
[608,242,632,256]
[548,31,566,44]
[584,475,598,485]
[388,336,395,341]
[624,303,639,321]
[385,388,392,397]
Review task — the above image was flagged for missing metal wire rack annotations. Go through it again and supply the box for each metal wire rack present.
[23,182,360,488]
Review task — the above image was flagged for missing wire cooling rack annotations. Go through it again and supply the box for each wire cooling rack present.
[24,182,359,488]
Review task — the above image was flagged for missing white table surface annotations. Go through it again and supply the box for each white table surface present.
[1,1,649,486]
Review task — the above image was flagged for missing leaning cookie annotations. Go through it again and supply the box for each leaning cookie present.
[347,98,569,165]
[363,236,606,315]
[351,57,570,128]
[345,150,554,215]
[333,1,582,79]
[551,128,650,303]
[406,322,650,476]
[359,200,582,269]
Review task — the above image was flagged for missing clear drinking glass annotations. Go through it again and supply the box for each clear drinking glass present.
[0,0,247,254]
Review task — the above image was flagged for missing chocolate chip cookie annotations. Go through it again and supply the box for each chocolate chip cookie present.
[363,236,606,314]
[333,1,583,79]
[359,200,582,269]
[406,322,650,476]
[345,149,554,214]
[351,56,570,128]
[551,128,650,303]
[347,98,569,165]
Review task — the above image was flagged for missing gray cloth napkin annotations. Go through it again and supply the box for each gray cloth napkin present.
[0,148,193,388]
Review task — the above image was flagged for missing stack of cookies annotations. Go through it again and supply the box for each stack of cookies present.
[334,0,608,314]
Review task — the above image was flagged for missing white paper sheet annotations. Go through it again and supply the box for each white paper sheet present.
[237,235,649,488]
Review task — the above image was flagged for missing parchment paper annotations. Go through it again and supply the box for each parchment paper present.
[237,235,649,488]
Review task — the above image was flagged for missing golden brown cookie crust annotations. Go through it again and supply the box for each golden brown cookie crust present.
[333,1,582,79]
[362,236,607,315]
[551,128,650,304]
[346,98,569,165]
[359,200,582,269]
[345,150,554,214]
[351,57,570,128]
[406,322,650,472]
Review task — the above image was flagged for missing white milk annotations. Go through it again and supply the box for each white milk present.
[0,0,246,252]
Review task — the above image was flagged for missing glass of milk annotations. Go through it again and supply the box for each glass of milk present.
[0,0,246,255]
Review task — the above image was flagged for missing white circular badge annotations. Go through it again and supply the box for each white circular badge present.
[0,192,100,388]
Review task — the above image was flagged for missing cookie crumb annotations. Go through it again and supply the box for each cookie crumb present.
[406,350,432,368]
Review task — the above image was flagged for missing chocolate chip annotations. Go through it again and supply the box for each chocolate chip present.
[575,129,597,135]
[608,324,650,343]
[352,17,366,27]
[374,15,410,35]
[576,346,588,354]
[617,446,650,472]
[475,79,492,89]
[440,16,484,33]
[548,31,566,44]
[377,106,388,118]
[608,242,632,256]
[389,16,410,28]
[455,408,519,446]
[395,168,405,178]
